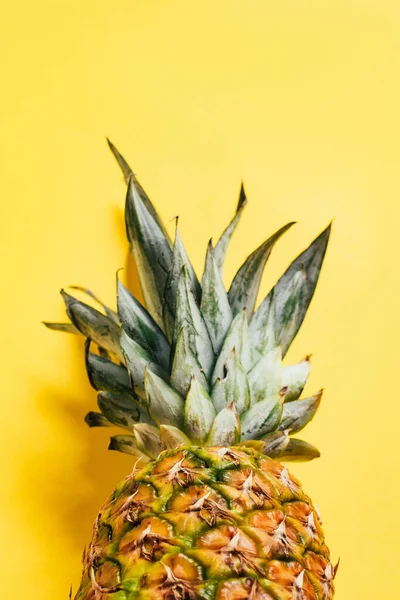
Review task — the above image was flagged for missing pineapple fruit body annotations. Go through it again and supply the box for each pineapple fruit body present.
[76,446,334,600]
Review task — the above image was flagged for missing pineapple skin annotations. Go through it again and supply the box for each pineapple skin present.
[75,446,334,600]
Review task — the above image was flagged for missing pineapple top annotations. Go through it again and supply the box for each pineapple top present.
[45,140,331,464]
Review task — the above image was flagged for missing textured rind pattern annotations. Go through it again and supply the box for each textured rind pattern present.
[75,447,334,600]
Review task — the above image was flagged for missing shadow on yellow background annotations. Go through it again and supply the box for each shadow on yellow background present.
[1,1,400,598]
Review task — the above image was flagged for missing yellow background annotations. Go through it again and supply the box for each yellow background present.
[1,1,399,598]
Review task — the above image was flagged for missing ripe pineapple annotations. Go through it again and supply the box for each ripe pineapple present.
[45,140,337,600]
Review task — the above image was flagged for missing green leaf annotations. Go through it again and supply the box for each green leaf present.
[211,311,250,384]
[247,346,283,405]
[214,182,248,275]
[250,224,331,358]
[282,356,312,402]
[85,340,133,397]
[108,434,151,462]
[117,279,170,371]
[228,222,295,318]
[261,431,290,458]
[163,223,201,336]
[184,377,216,444]
[200,242,233,354]
[85,411,112,427]
[278,390,322,434]
[211,349,250,415]
[273,438,321,462]
[107,138,170,240]
[144,369,185,428]
[97,391,141,431]
[62,290,123,360]
[68,285,119,323]
[42,321,79,334]
[125,177,173,327]
[133,423,163,458]
[173,267,214,379]
[206,402,241,446]
[160,424,191,450]
[120,329,168,398]
[170,327,209,397]
[240,391,284,440]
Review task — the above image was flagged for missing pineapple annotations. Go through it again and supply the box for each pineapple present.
[45,140,337,600]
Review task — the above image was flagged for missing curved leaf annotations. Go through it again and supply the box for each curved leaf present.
[85,411,112,428]
[278,390,322,434]
[117,278,170,370]
[125,177,173,327]
[273,438,321,462]
[144,369,185,428]
[211,349,250,415]
[247,346,282,405]
[214,182,248,275]
[250,224,331,358]
[228,222,295,318]
[184,376,216,444]
[85,340,133,397]
[240,391,284,440]
[120,329,168,398]
[160,424,191,449]
[108,434,151,462]
[212,311,250,383]
[132,423,163,458]
[68,285,119,323]
[282,356,312,402]
[43,321,79,334]
[170,327,209,397]
[206,402,241,446]
[97,391,141,431]
[200,242,232,353]
[261,431,290,457]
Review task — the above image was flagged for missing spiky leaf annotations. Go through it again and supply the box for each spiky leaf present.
[262,431,290,457]
[97,391,141,430]
[125,178,173,327]
[62,290,122,359]
[206,402,241,446]
[274,438,321,462]
[85,411,111,427]
[108,434,151,462]
[282,356,312,402]
[184,377,216,444]
[278,390,322,434]
[133,423,163,458]
[201,242,233,353]
[144,369,184,428]
[240,392,284,440]
[68,285,119,323]
[214,182,247,275]
[160,425,191,449]
[211,349,250,415]
[247,346,283,405]
[85,340,133,397]
[228,222,295,318]
[120,329,168,397]
[250,224,331,358]
[170,327,209,397]
[173,267,214,378]
[43,321,79,334]
[212,311,250,383]
[117,279,170,370]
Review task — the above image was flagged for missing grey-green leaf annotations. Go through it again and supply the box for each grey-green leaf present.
[163,224,201,334]
[201,242,233,354]
[85,341,133,397]
[212,311,250,383]
[85,411,112,428]
[211,349,250,415]
[43,321,79,334]
[273,438,321,462]
[144,369,184,428]
[120,329,168,398]
[240,392,284,440]
[278,390,322,434]
[125,177,173,327]
[282,356,312,402]
[247,346,282,405]
[108,434,151,462]
[206,402,241,446]
[228,222,295,319]
[107,138,170,240]
[170,327,209,397]
[261,431,290,458]
[132,423,163,458]
[173,267,214,379]
[97,391,141,431]
[160,425,191,449]
[62,290,123,360]
[250,224,331,358]
[214,182,248,275]
[117,279,170,370]
[68,285,119,323]
[184,377,216,444]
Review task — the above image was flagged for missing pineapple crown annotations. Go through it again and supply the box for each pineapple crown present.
[44,140,331,465]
